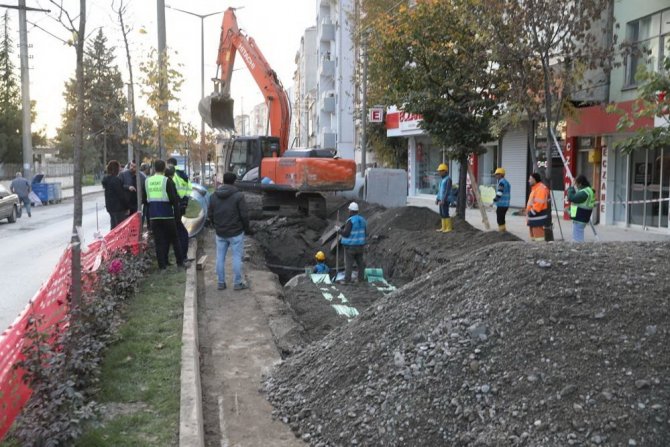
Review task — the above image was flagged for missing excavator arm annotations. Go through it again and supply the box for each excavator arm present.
[199,8,291,153]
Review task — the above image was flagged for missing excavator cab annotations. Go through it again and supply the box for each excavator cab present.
[198,92,235,132]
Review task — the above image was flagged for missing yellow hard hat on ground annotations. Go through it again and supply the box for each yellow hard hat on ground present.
[437,163,448,172]
[494,167,506,175]
[315,251,326,261]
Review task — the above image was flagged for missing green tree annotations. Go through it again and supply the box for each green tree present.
[55,30,126,173]
[366,0,503,217]
[138,48,184,157]
[0,11,22,163]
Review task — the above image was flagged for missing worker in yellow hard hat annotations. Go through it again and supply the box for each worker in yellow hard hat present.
[313,250,330,274]
[435,163,453,232]
[492,167,511,232]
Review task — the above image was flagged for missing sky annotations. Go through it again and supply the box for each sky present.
[13,0,316,139]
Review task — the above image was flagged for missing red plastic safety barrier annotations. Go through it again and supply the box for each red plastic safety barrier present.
[0,213,142,440]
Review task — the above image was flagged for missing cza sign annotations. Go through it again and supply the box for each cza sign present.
[368,107,384,123]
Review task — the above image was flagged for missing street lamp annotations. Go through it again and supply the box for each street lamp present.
[166,5,225,185]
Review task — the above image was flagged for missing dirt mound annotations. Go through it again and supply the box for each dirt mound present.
[265,241,670,446]
[367,206,440,233]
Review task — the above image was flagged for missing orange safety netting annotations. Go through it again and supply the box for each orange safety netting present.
[0,213,142,440]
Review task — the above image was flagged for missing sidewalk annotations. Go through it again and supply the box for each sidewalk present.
[407,196,670,243]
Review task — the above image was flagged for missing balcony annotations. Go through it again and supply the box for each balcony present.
[321,129,337,149]
[321,91,336,113]
[319,59,335,79]
[319,23,335,42]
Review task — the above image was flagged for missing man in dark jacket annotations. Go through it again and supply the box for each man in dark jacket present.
[208,172,251,291]
[102,160,129,229]
[118,160,145,213]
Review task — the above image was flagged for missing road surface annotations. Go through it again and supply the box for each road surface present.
[0,192,111,333]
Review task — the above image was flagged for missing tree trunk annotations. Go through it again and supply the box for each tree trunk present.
[70,0,86,309]
[456,153,468,218]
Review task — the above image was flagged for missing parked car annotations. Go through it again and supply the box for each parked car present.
[0,184,20,223]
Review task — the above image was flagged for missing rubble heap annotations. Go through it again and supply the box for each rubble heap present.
[265,241,670,446]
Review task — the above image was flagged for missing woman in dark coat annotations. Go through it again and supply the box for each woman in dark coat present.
[102,160,129,229]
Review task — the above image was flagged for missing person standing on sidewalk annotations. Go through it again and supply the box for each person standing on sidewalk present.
[118,160,145,214]
[144,159,187,271]
[10,172,31,218]
[102,160,129,229]
[208,172,251,291]
[567,174,596,243]
[338,202,368,283]
[435,163,453,233]
[526,173,550,241]
[492,167,511,232]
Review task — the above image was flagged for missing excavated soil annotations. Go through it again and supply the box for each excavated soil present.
[264,240,670,446]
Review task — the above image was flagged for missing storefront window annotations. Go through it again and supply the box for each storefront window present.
[611,141,629,224]
[630,147,670,228]
[415,139,444,195]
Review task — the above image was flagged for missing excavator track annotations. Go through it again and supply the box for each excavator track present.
[241,190,326,220]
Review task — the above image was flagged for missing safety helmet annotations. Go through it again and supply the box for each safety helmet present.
[494,167,505,175]
[315,251,326,261]
[348,202,359,211]
[437,163,448,172]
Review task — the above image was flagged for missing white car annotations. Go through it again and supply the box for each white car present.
[0,184,20,223]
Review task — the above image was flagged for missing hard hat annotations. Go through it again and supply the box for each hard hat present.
[348,202,359,211]
[315,251,326,261]
[494,167,506,175]
[437,163,448,172]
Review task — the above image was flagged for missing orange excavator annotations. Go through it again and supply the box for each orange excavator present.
[199,8,356,217]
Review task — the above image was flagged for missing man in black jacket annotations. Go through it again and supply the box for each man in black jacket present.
[208,172,251,291]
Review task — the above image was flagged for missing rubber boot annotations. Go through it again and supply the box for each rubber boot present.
[443,218,453,233]
[498,224,506,233]
[436,218,446,232]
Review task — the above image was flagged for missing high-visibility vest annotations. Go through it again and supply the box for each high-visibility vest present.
[526,182,549,227]
[145,174,173,220]
[172,172,192,199]
[341,214,367,246]
[496,178,511,207]
[570,186,596,223]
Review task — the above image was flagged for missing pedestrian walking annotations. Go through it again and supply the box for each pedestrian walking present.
[492,167,511,232]
[9,172,32,218]
[567,174,596,243]
[208,172,251,291]
[435,163,453,233]
[118,160,145,213]
[102,160,130,229]
[526,173,550,242]
[338,201,367,283]
[143,159,187,271]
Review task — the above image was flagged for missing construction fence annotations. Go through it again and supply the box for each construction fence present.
[0,213,143,440]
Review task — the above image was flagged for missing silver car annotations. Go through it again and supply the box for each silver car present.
[0,184,20,223]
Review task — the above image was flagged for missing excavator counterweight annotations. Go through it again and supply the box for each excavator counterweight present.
[198,93,235,132]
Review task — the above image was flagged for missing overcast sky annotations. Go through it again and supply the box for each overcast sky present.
[13,0,316,139]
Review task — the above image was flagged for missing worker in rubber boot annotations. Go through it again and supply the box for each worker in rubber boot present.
[338,202,367,283]
[567,174,596,243]
[313,251,330,274]
[526,173,550,241]
[492,167,511,232]
[435,163,453,232]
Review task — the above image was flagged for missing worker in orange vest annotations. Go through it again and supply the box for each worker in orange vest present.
[526,173,550,242]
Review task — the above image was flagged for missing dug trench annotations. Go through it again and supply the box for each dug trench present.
[198,198,669,446]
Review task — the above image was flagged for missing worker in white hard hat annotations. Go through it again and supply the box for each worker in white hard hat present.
[435,163,453,232]
[492,167,511,232]
[313,250,330,274]
[337,201,367,283]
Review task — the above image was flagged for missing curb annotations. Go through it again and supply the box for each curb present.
[179,241,204,447]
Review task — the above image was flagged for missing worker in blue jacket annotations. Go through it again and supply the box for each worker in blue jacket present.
[492,167,511,232]
[435,163,452,232]
[313,251,330,274]
[338,202,367,283]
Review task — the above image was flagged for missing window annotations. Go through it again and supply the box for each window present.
[625,8,670,86]
[229,140,249,179]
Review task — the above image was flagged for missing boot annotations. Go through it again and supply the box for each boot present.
[443,218,453,233]
[436,218,446,232]
[498,224,506,233]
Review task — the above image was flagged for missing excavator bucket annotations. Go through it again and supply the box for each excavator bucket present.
[198,93,235,131]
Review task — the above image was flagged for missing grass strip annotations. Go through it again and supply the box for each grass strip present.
[75,268,186,447]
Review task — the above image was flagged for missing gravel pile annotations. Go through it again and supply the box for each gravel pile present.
[265,241,670,446]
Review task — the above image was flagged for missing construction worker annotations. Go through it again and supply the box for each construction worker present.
[492,167,511,232]
[143,159,187,270]
[567,174,596,243]
[313,251,330,274]
[526,173,550,242]
[435,163,453,233]
[338,202,367,283]
[167,157,193,260]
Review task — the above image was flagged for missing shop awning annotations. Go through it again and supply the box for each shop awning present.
[567,100,653,138]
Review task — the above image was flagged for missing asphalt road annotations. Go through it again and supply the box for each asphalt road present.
[0,192,110,333]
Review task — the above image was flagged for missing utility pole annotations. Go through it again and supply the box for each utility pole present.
[157,0,167,160]
[360,32,368,176]
[4,1,50,181]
